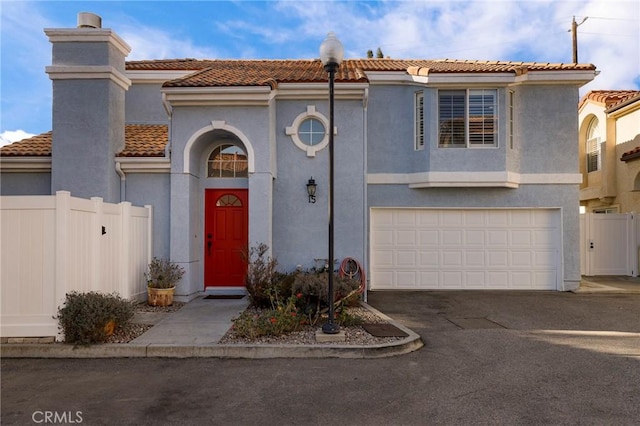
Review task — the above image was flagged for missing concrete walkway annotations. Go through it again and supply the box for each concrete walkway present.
[2,276,638,359]
[1,296,422,359]
[574,275,640,293]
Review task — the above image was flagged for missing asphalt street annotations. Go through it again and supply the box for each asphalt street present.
[2,291,639,425]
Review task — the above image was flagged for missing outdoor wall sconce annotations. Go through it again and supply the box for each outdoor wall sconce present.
[306,177,317,203]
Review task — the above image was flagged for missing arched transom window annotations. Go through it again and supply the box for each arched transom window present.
[216,194,242,207]
[586,118,602,173]
[207,144,248,178]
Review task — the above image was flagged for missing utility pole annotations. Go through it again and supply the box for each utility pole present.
[570,16,588,63]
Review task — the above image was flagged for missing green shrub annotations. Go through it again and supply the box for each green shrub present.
[292,272,361,325]
[145,257,185,289]
[56,291,135,345]
[231,294,302,338]
[245,243,279,308]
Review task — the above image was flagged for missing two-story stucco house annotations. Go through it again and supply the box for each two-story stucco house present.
[0,15,598,299]
[578,90,640,213]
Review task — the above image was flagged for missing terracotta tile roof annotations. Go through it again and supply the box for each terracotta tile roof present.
[124,58,596,88]
[118,124,168,157]
[579,90,640,110]
[0,125,168,157]
[621,146,640,162]
[0,131,53,156]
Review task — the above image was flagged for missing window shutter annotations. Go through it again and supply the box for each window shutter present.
[415,91,424,149]
[439,91,466,147]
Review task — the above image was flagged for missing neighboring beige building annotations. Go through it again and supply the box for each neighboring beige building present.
[578,90,640,213]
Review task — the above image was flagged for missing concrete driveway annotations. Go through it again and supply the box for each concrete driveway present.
[2,290,639,425]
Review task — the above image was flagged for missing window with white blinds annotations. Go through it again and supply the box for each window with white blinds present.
[438,89,497,148]
[415,91,424,150]
[586,118,601,173]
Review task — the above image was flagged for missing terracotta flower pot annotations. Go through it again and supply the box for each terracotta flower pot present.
[147,287,175,307]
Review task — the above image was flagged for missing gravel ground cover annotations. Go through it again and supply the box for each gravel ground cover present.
[219,305,403,346]
[107,302,403,346]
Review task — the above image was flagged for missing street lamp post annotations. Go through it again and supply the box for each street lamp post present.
[320,32,344,334]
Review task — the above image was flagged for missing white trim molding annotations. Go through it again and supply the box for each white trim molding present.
[44,28,131,57]
[116,158,170,173]
[162,86,274,107]
[183,121,256,174]
[367,172,583,188]
[0,158,52,172]
[46,65,132,91]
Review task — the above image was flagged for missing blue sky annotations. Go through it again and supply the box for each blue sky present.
[1,0,639,146]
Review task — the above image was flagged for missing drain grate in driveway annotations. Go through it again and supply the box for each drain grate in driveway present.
[363,323,409,337]
[447,318,506,329]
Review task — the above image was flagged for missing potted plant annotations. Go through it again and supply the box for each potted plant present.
[145,257,185,307]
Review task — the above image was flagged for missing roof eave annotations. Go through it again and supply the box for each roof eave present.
[161,86,275,106]
[0,157,52,172]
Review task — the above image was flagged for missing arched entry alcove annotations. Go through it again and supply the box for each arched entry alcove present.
[170,121,272,299]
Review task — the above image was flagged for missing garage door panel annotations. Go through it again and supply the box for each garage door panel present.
[442,211,464,226]
[534,250,556,267]
[420,230,439,245]
[465,271,486,287]
[511,230,532,245]
[488,230,509,245]
[488,250,509,267]
[370,209,559,290]
[464,210,486,226]
[373,230,393,245]
[511,251,533,266]
[420,271,439,286]
[488,210,509,226]
[396,230,417,245]
[442,271,463,288]
[396,250,416,266]
[420,251,439,266]
[465,251,485,266]
[442,230,463,245]
[465,230,485,245]
[418,211,440,226]
[396,211,416,226]
[396,271,417,287]
[372,249,394,266]
[442,251,463,266]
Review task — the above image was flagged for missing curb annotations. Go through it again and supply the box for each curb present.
[0,304,423,359]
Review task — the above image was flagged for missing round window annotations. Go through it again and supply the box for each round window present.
[298,118,326,146]
[285,106,331,157]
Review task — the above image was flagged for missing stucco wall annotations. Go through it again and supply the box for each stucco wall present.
[0,172,51,195]
[616,139,640,212]
[124,172,171,258]
[518,86,580,174]
[125,84,168,124]
[273,99,366,272]
[51,80,125,203]
[366,85,423,173]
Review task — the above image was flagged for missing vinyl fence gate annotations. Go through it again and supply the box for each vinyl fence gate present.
[580,212,639,276]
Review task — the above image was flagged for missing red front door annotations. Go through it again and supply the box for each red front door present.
[204,189,248,287]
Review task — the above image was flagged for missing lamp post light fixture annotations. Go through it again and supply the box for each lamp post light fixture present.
[319,31,344,335]
[306,177,317,203]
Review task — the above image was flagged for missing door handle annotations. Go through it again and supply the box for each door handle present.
[207,240,212,256]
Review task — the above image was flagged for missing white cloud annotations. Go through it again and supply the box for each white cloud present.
[119,25,221,60]
[0,130,35,147]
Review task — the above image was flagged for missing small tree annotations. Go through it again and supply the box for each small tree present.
[376,47,384,58]
[366,49,374,58]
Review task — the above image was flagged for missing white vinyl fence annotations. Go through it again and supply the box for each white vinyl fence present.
[1,191,153,338]
[580,212,639,276]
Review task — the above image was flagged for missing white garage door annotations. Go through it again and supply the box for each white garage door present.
[370,209,561,290]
